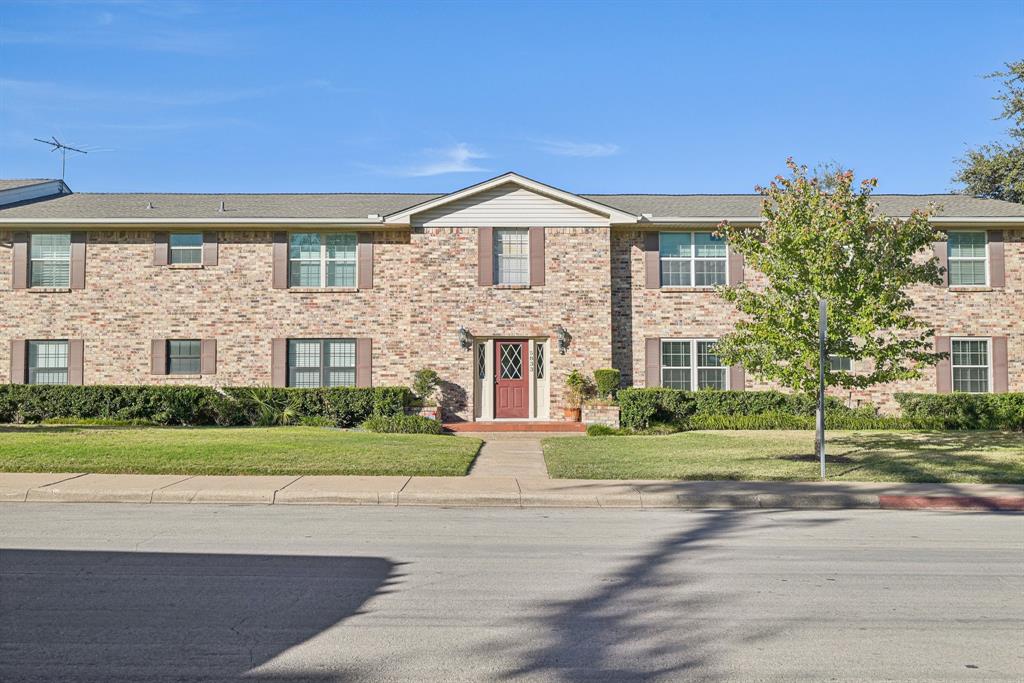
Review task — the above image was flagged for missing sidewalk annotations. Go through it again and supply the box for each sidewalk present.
[1,471,1021,510]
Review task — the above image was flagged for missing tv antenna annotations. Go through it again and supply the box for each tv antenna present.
[33,136,88,180]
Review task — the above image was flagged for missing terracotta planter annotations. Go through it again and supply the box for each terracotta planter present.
[564,407,582,422]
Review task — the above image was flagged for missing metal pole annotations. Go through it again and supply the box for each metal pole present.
[817,299,827,480]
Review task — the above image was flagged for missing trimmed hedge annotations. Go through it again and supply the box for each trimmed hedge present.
[361,414,444,434]
[895,393,1024,431]
[593,369,622,398]
[688,412,915,431]
[0,385,413,428]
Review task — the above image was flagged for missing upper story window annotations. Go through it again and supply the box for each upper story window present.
[289,233,357,288]
[287,339,356,388]
[947,231,988,286]
[169,233,203,265]
[661,339,727,390]
[659,232,727,287]
[951,338,990,393]
[30,233,71,288]
[168,339,201,375]
[494,228,529,285]
[28,340,68,385]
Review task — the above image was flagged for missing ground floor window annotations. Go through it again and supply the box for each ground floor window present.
[168,340,201,374]
[661,339,726,390]
[951,338,990,393]
[287,339,356,388]
[829,355,853,372]
[28,340,69,385]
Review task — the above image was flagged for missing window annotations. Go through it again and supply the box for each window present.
[659,232,727,287]
[287,339,356,388]
[28,340,68,385]
[167,340,201,374]
[169,233,203,265]
[29,233,71,288]
[478,343,487,380]
[947,231,988,286]
[829,355,852,372]
[494,228,529,285]
[288,233,357,288]
[661,339,727,390]
[951,338,990,393]
[535,343,545,380]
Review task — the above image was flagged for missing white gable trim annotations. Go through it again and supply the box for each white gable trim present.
[383,172,638,225]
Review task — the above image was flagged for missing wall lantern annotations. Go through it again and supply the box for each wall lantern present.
[554,324,571,355]
[458,326,473,350]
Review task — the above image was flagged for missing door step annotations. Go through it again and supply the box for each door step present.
[444,421,586,433]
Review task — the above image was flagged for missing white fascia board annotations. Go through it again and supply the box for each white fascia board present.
[633,216,1024,227]
[929,216,1024,226]
[0,180,69,207]
[0,217,386,228]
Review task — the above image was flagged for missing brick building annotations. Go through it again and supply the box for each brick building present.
[1,172,1021,420]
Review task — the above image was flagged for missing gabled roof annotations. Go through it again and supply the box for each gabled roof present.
[0,178,57,192]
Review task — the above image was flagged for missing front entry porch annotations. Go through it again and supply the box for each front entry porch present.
[472,337,553,422]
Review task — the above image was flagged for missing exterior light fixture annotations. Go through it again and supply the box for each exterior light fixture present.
[554,324,571,355]
[458,326,473,350]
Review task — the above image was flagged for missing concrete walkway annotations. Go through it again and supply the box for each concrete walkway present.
[466,433,553,478]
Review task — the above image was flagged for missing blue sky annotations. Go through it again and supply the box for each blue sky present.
[1,0,1021,194]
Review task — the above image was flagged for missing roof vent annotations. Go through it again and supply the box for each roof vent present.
[218,200,226,212]
[146,201,154,210]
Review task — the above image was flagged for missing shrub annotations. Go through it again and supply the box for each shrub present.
[361,414,444,434]
[687,412,914,431]
[412,368,440,403]
[895,393,1024,431]
[40,416,156,426]
[593,369,621,399]
[565,370,595,408]
[586,424,618,436]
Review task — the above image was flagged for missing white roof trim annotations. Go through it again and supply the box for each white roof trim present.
[638,216,1024,227]
[383,171,638,225]
[0,217,384,228]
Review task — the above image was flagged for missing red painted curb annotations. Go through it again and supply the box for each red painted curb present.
[878,495,1024,511]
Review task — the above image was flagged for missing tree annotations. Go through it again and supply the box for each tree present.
[954,60,1024,203]
[714,159,945,395]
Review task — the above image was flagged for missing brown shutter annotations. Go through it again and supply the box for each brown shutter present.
[271,338,287,387]
[727,246,744,285]
[202,231,218,267]
[9,339,26,384]
[70,232,86,289]
[478,227,494,286]
[152,232,169,266]
[67,339,84,385]
[645,337,661,387]
[529,226,545,286]
[932,239,948,287]
[355,338,372,387]
[357,232,373,289]
[644,232,660,289]
[272,233,288,289]
[201,339,217,375]
[988,230,1005,288]
[12,232,28,289]
[992,336,1008,393]
[934,335,951,393]
[151,339,167,375]
[729,364,745,391]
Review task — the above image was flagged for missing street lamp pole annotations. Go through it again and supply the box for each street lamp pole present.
[817,299,827,480]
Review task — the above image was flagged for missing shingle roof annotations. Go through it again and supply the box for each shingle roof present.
[0,179,56,192]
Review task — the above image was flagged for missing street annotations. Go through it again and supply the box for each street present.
[1,504,1021,682]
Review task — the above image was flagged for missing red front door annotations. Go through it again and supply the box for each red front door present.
[494,340,529,418]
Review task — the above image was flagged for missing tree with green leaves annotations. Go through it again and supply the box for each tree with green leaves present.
[714,159,945,395]
[954,59,1024,203]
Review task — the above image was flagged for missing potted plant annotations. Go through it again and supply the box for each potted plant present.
[564,369,593,421]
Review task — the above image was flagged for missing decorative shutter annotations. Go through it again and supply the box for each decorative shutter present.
[727,246,744,285]
[272,233,288,289]
[9,339,26,384]
[644,232,660,289]
[729,364,745,391]
[271,338,287,387]
[357,232,373,289]
[201,339,217,375]
[988,230,1005,288]
[645,338,661,387]
[992,336,1008,393]
[12,232,28,289]
[934,336,951,393]
[202,231,219,267]
[355,338,372,387]
[932,239,948,287]
[67,339,84,386]
[151,339,167,375]
[478,227,494,286]
[529,227,545,286]
[70,232,86,289]
[152,232,169,266]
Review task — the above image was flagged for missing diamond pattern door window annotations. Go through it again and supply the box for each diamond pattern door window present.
[499,344,523,379]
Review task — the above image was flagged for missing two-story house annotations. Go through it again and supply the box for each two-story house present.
[2,172,1021,421]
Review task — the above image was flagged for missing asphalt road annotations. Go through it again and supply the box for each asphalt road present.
[1,504,1021,682]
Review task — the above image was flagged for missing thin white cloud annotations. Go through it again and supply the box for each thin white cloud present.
[535,139,620,158]
[401,143,488,177]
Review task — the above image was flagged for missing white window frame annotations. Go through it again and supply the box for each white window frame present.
[169,233,203,265]
[287,338,357,388]
[493,228,530,286]
[29,232,72,288]
[27,339,69,385]
[829,355,853,372]
[659,231,728,288]
[947,230,989,287]
[288,232,358,288]
[950,337,993,394]
[167,339,202,375]
[661,338,729,390]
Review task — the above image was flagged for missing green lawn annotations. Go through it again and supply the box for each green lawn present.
[0,426,482,476]
[543,430,1024,483]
